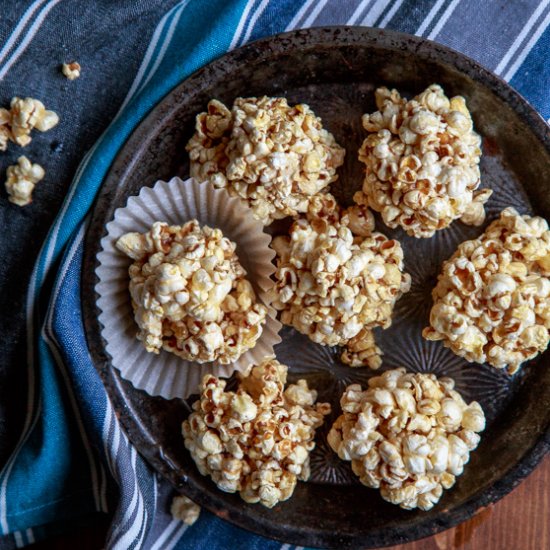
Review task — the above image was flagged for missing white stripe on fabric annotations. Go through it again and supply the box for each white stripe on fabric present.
[98,452,109,513]
[0,0,62,80]
[150,519,183,550]
[0,0,48,64]
[42,226,103,514]
[302,0,331,27]
[133,1,190,99]
[279,545,291,550]
[502,7,550,81]
[162,523,189,550]
[25,529,34,544]
[347,0,374,26]
[415,0,446,36]
[295,547,305,550]
[241,0,270,44]
[117,1,186,113]
[111,448,146,550]
[13,531,23,548]
[495,0,550,75]
[378,0,405,27]
[360,0,393,26]
[426,0,461,39]
[285,0,317,30]
[229,0,257,49]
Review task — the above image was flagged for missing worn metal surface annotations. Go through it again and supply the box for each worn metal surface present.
[82,27,550,549]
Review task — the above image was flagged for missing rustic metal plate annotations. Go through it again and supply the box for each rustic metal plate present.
[82,27,550,549]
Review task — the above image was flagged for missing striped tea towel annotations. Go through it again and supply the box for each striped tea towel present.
[0,0,548,548]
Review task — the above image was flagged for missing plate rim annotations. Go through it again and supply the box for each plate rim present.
[81,25,550,549]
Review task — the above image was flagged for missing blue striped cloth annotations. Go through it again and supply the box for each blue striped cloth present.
[0,1,548,548]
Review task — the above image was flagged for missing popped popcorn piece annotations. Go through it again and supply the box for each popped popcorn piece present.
[170,495,200,525]
[8,97,59,147]
[328,368,485,511]
[182,359,330,508]
[4,156,45,206]
[423,207,550,373]
[355,84,490,238]
[116,220,268,364]
[187,97,345,224]
[271,193,410,368]
[62,61,81,80]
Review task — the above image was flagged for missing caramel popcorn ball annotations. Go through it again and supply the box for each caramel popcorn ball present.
[423,208,550,373]
[271,194,410,368]
[0,97,59,150]
[4,156,45,206]
[182,359,330,508]
[355,84,490,238]
[62,61,81,80]
[116,220,267,364]
[328,368,485,511]
[170,495,201,525]
[186,97,345,224]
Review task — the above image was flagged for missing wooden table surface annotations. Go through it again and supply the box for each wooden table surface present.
[31,455,549,550]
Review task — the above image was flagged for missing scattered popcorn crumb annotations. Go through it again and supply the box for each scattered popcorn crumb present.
[187,97,345,224]
[182,358,330,508]
[355,84,489,238]
[62,61,81,80]
[423,207,550,373]
[0,97,59,150]
[271,193,410,368]
[170,495,200,525]
[328,368,485,511]
[4,156,45,206]
[116,220,267,364]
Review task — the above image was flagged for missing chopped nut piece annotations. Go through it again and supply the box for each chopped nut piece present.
[116,220,267,364]
[170,495,200,525]
[62,61,81,80]
[423,207,550,373]
[271,194,410,368]
[187,97,345,224]
[4,156,45,206]
[355,84,489,238]
[328,368,485,511]
[182,359,330,508]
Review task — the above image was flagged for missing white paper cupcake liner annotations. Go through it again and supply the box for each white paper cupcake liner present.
[95,177,282,399]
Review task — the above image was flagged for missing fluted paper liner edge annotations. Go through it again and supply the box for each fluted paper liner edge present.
[95,177,282,399]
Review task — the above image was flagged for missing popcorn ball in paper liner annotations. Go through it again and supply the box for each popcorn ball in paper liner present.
[186,96,345,224]
[328,368,485,511]
[95,177,281,400]
[355,84,490,238]
[116,220,268,364]
[182,358,331,508]
[423,207,550,373]
[271,193,410,368]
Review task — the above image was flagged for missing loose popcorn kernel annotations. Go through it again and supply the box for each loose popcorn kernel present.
[182,358,330,508]
[4,156,45,206]
[186,96,345,225]
[170,495,200,525]
[115,220,268,364]
[9,97,59,146]
[328,368,485,511]
[271,193,410,368]
[62,61,81,80]
[355,84,490,238]
[423,207,550,373]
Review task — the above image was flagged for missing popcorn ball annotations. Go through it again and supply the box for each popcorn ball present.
[271,193,410,368]
[4,156,45,206]
[0,97,59,150]
[186,96,345,224]
[116,220,267,364]
[423,207,550,373]
[355,84,490,238]
[328,368,485,511]
[182,358,331,508]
